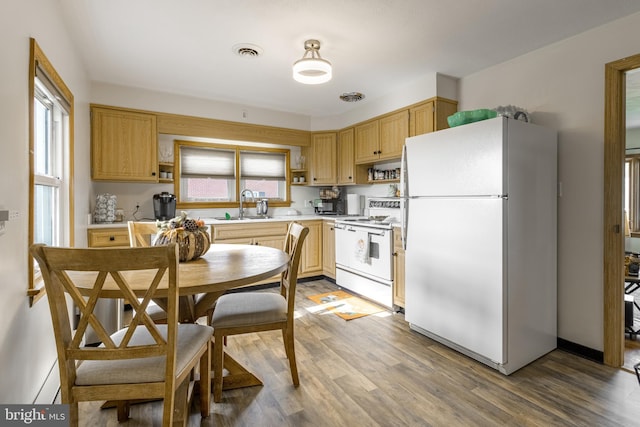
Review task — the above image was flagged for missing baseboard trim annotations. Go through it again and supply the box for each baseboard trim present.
[557,338,604,364]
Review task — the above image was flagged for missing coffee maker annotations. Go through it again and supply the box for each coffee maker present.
[153,192,176,220]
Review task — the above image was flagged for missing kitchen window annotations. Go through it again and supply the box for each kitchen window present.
[28,38,74,305]
[175,140,290,208]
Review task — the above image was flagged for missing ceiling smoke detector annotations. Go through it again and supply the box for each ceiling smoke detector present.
[232,43,263,57]
[340,92,365,102]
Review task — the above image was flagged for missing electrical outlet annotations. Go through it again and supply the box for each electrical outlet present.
[9,211,19,220]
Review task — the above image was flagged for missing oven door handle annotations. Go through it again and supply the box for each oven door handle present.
[367,230,387,237]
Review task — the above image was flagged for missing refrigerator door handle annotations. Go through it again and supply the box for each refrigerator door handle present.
[401,144,408,250]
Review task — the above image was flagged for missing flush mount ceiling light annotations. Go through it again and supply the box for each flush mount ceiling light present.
[292,39,332,85]
[340,92,365,102]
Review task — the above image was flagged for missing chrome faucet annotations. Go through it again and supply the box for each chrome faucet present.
[239,189,255,220]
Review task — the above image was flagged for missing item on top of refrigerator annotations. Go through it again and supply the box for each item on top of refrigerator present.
[493,105,529,122]
[447,109,498,127]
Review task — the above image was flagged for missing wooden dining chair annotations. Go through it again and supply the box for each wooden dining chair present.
[209,222,309,402]
[127,221,197,323]
[30,243,212,426]
[127,220,160,248]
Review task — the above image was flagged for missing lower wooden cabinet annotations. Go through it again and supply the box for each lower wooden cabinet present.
[298,220,323,276]
[87,227,130,248]
[322,220,336,279]
[393,227,405,308]
[211,220,323,279]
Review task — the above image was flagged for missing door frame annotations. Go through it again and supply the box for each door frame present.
[604,53,640,366]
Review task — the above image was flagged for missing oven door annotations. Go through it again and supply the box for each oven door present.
[335,223,393,281]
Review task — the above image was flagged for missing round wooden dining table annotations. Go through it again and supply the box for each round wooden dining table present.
[71,243,290,394]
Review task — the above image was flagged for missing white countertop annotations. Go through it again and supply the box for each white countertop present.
[88,214,361,229]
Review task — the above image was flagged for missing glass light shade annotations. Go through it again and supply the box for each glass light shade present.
[293,58,332,84]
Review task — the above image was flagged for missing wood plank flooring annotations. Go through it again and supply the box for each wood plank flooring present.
[79,279,640,426]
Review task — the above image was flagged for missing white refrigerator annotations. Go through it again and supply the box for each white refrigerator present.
[400,116,557,375]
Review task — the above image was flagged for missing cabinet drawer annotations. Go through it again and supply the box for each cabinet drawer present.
[88,228,130,248]
[212,222,290,241]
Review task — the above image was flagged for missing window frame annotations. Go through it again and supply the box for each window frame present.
[28,38,74,306]
[174,140,291,209]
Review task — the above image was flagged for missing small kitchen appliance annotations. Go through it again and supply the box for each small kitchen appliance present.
[153,192,176,220]
[314,187,345,215]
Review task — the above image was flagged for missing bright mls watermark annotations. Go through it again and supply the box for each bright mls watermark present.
[0,405,68,426]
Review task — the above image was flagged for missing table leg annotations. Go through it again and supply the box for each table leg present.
[217,352,263,390]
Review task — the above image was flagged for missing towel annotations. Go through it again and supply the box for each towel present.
[355,236,370,264]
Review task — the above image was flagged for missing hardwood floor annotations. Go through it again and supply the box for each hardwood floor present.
[79,279,640,426]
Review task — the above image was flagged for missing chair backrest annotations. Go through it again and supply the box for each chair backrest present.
[281,222,309,316]
[30,243,180,391]
[128,221,161,247]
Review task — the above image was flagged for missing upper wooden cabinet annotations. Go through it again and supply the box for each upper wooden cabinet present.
[91,106,158,182]
[310,132,337,185]
[409,98,459,137]
[337,128,355,185]
[355,110,408,164]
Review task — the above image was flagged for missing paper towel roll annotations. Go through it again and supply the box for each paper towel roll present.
[347,194,362,215]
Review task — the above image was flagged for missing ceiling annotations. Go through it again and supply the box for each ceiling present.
[58,0,640,119]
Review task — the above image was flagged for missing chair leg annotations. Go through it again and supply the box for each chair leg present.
[212,332,225,403]
[116,401,130,422]
[68,402,79,427]
[200,339,212,417]
[282,326,299,386]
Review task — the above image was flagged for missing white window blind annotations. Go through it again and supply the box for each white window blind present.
[240,151,286,179]
[180,146,235,178]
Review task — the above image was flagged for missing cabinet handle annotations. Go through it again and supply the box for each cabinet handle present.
[348,176,352,179]
[313,177,317,181]
[393,252,397,256]
[109,236,115,241]
[152,172,156,176]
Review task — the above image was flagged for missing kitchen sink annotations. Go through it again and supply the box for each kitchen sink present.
[213,215,271,221]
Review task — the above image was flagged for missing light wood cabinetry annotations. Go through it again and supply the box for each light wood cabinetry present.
[211,220,322,278]
[393,227,405,308]
[337,128,355,185]
[211,222,289,248]
[379,110,409,161]
[409,98,459,137]
[91,106,158,182]
[298,220,323,276]
[310,132,337,185]
[87,228,130,248]
[354,120,379,164]
[322,220,336,279]
[355,110,408,164]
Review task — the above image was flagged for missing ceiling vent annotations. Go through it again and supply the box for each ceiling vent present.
[233,43,263,57]
[340,92,365,102]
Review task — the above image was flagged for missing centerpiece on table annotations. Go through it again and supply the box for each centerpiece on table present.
[154,211,210,262]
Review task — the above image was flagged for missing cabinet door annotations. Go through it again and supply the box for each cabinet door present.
[91,107,158,181]
[354,120,380,164]
[409,101,435,136]
[393,228,405,307]
[299,221,323,275]
[337,128,355,185]
[310,133,337,185]
[255,235,286,250]
[379,110,408,161]
[322,221,336,279]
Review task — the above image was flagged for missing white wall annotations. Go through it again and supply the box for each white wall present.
[0,0,91,402]
[459,11,640,351]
